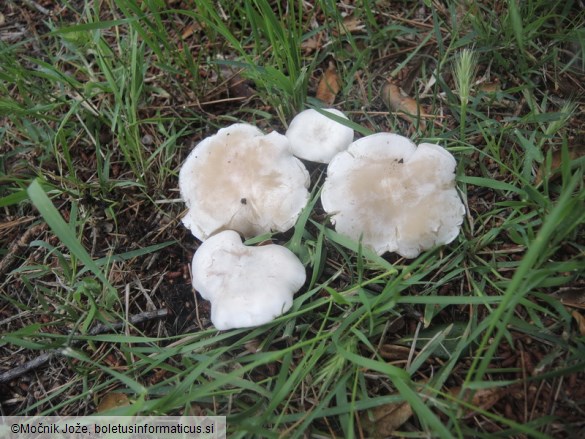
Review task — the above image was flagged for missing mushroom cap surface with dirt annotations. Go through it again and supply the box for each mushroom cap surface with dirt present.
[179,123,310,241]
[192,230,306,330]
[321,133,465,258]
[285,108,354,163]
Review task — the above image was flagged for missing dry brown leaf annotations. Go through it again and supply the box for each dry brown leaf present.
[340,16,365,35]
[361,378,430,437]
[96,392,130,413]
[572,310,585,336]
[187,403,206,417]
[181,22,202,40]
[301,35,322,54]
[551,287,585,309]
[382,82,426,130]
[227,74,255,100]
[316,62,341,105]
[379,344,411,361]
[450,386,507,419]
[362,400,413,438]
[301,37,319,51]
[332,15,365,36]
[535,146,583,185]
[478,81,501,94]
[244,339,261,353]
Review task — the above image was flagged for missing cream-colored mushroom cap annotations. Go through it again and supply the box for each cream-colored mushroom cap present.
[321,133,465,258]
[179,124,310,241]
[192,230,306,330]
[286,108,354,163]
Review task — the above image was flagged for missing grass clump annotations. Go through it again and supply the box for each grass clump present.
[1,0,584,437]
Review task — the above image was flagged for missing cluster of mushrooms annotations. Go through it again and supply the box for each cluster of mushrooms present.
[179,109,465,330]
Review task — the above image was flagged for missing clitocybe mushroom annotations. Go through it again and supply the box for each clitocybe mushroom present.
[179,123,310,241]
[192,230,306,330]
[286,108,354,163]
[321,133,465,258]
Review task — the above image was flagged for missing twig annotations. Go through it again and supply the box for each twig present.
[88,308,169,335]
[0,223,46,277]
[20,0,51,16]
[0,308,169,383]
[0,352,58,385]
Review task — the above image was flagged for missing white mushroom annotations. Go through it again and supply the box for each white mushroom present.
[192,230,306,330]
[321,133,465,258]
[285,108,354,163]
[179,124,310,241]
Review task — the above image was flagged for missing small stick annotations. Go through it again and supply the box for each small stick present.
[88,308,169,335]
[0,352,57,385]
[0,223,46,277]
[21,0,51,15]
[0,308,169,384]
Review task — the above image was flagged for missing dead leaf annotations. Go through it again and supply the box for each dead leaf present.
[361,378,430,437]
[316,62,341,105]
[572,310,585,336]
[340,16,365,35]
[551,287,585,309]
[301,35,322,54]
[476,79,517,109]
[96,392,130,412]
[382,82,426,130]
[187,403,206,417]
[478,81,501,94]
[181,22,202,40]
[450,386,507,418]
[535,145,583,185]
[379,344,411,361]
[148,368,170,385]
[362,400,413,438]
[227,74,255,100]
[244,339,261,353]
[301,37,319,51]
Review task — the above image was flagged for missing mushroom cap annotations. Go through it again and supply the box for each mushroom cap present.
[179,124,310,241]
[192,230,306,330]
[321,133,465,258]
[285,108,354,163]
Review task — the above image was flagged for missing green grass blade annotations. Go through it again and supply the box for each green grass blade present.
[26,179,112,289]
[337,345,452,438]
[470,170,584,381]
